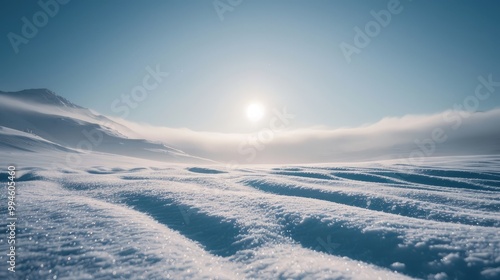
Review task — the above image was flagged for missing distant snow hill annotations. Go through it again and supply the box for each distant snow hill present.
[0,89,213,164]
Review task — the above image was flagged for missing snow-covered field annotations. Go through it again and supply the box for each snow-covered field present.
[1,152,499,279]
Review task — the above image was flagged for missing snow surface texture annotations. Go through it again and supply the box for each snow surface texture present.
[0,153,499,279]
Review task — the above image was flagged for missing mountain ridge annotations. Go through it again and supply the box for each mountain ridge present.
[0,89,214,164]
[0,88,83,109]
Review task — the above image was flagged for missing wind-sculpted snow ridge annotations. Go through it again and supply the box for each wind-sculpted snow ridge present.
[0,155,499,279]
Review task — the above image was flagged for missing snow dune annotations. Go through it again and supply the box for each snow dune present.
[1,154,499,279]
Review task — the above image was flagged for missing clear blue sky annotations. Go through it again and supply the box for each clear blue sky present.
[1,0,499,132]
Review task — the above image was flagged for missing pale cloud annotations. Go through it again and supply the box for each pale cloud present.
[108,108,500,164]
[3,92,499,165]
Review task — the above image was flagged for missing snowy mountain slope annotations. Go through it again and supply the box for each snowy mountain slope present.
[0,126,77,153]
[0,153,498,279]
[0,89,212,164]
[0,89,82,109]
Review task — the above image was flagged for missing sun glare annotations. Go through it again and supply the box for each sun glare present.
[246,103,265,122]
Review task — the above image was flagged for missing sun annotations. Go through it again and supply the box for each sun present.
[246,103,265,122]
